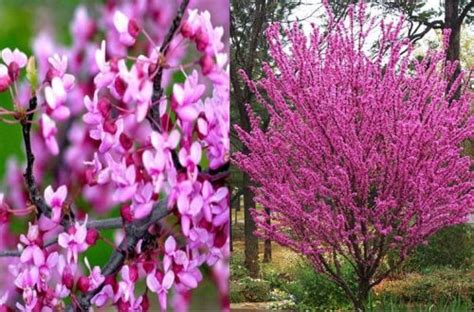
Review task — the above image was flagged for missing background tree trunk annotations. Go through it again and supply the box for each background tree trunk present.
[263,207,272,262]
[243,172,259,276]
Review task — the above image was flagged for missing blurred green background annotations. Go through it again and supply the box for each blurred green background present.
[0,1,221,310]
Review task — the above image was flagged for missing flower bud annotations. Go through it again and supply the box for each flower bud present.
[128,19,141,38]
[103,119,117,134]
[86,228,99,245]
[141,293,150,311]
[62,270,74,289]
[77,276,90,292]
[98,98,111,117]
[128,265,139,282]
[195,29,209,52]
[120,133,133,150]
[199,54,214,76]
[120,205,133,223]
[181,22,193,38]
[8,62,20,81]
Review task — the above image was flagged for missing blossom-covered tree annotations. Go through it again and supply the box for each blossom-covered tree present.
[234,3,473,311]
[0,0,229,311]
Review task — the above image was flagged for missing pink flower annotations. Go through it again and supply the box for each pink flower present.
[177,191,203,236]
[1,48,27,81]
[163,236,177,272]
[72,6,95,43]
[94,40,115,89]
[45,77,70,120]
[37,252,59,291]
[58,216,89,263]
[91,284,114,307]
[201,181,228,223]
[172,71,205,122]
[115,265,138,303]
[131,183,154,219]
[83,90,103,125]
[109,161,137,202]
[117,60,153,122]
[151,129,180,151]
[89,118,124,154]
[41,114,59,155]
[19,223,44,267]
[146,270,174,311]
[113,11,140,46]
[84,258,105,291]
[44,185,67,223]
[0,64,11,92]
[178,142,202,180]
[16,287,37,312]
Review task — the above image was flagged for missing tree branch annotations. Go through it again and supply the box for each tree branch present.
[0,217,124,257]
[147,0,191,132]
[21,96,53,219]
[75,198,170,311]
[457,0,474,28]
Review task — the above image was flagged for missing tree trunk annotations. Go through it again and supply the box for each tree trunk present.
[263,207,272,263]
[243,172,259,277]
[445,0,461,98]
[353,279,370,312]
[229,188,233,252]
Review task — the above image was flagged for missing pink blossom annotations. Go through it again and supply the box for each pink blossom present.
[178,142,202,180]
[83,90,103,125]
[109,161,137,202]
[113,11,140,46]
[2,48,27,68]
[15,287,37,312]
[172,71,205,122]
[94,40,116,88]
[0,64,11,92]
[91,284,114,307]
[201,181,228,224]
[117,59,153,122]
[44,77,70,120]
[58,216,89,263]
[115,265,138,303]
[40,114,59,155]
[131,183,154,219]
[84,258,105,291]
[37,252,59,291]
[146,270,174,311]
[151,129,180,152]
[71,6,95,43]
[19,223,44,267]
[1,48,27,81]
[44,185,67,223]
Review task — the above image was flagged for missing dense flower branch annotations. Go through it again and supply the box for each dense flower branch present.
[0,0,229,310]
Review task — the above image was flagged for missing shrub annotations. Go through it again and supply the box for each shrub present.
[403,224,474,271]
[230,277,271,303]
[373,268,474,306]
[283,261,356,311]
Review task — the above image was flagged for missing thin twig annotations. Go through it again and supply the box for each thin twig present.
[147,0,191,132]
[21,96,53,219]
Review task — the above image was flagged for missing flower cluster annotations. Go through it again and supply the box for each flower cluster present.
[0,0,229,311]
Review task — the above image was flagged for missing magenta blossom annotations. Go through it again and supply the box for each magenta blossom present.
[58,216,89,263]
[1,48,27,81]
[0,65,11,92]
[113,11,140,46]
[146,270,175,311]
